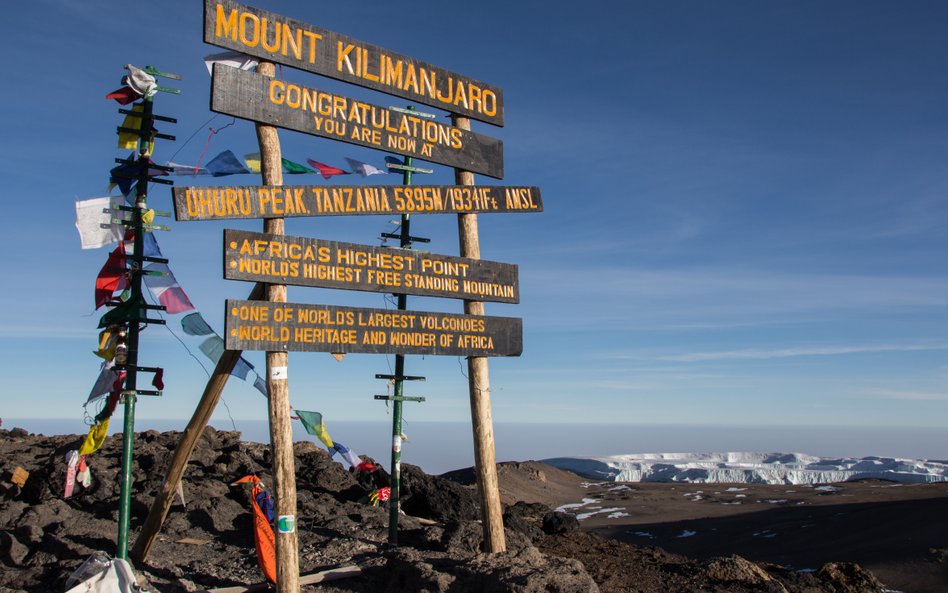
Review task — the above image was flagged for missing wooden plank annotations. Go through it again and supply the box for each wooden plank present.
[173,184,542,221]
[196,564,362,593]
[225,299,522,357]
[223,229,519,303]
[211,66,504,179]
[204,0,503,126]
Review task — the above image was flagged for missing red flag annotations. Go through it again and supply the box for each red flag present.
[95,244,128,309]
[105,86,140,105]
[306,159,350,180]
[152,368,165,390]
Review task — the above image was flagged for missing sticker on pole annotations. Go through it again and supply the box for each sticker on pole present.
[392,435,402,453]
[271,366,288,380]
[277,515,295,533]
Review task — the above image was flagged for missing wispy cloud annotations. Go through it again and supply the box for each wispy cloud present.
[864,389,948,402]
[639,343,948,363]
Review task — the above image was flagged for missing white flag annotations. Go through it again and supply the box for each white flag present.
[204,51,259,76]
[344,157,388,177]
[75,196,124,249]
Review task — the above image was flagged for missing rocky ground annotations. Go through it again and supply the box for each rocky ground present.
[0,426,922,592]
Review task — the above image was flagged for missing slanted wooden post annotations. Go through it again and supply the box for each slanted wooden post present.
[131,282,264,563]
[254,60,300,593]
[452,115,506,553]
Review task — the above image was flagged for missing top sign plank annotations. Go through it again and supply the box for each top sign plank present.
[205,0,504,127]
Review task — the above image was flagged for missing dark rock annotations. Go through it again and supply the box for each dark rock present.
[400,464,479,522]
[0,531,29,565]
[816,562,887,593]
[543,510,580,534]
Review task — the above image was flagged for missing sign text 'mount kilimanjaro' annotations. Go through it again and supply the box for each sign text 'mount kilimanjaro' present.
[211,66,503,178]
[224,229,519,303]
[226,300,522,357]
[204,0,504,126]
[173,184,542,220]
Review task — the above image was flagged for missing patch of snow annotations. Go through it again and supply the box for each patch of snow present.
[576,507,625,520]
[607,511,630,519]
[544,452,948,485]
[676,530,697,538]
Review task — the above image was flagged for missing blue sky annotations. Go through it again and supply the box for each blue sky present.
[2,0,947,435]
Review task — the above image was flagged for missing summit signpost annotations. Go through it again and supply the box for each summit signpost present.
[143,2,538,584]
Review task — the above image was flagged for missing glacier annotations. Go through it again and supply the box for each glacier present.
[543,452,948,484]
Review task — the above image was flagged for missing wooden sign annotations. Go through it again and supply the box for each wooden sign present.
[224,229,519,303]
[173,184,541,220]
[204,0,504,126]
[225,299,522,357]
[211,66,504,179]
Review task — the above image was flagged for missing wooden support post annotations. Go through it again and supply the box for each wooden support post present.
[255,60,299,593]
[452,115,506,553]
[131,283,264,563]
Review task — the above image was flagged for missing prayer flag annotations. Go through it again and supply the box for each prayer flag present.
[253,374,268,397]
[79,421,110,456]
[181,312,215,336]
[87,361,119,404]
[75,196,124,250]
[205,150,250,176]
[282,158,315,174]
[233,357,254,381]
[294,410,333,448]
[124,64,157,99]
[305,159,350,180]
[106,86,139,105]
[204,51,259,75]
[143,263,195,314]
[166,161,210,176]
[244,152,261,174]
[199,336,225,363]
[95,244,127,309]
[117,105,145,150]
[97,295,147,329]
[345,157,388,177]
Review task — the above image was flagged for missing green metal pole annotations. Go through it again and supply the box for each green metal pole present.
[389,114,415,545]
[116,95,152,560]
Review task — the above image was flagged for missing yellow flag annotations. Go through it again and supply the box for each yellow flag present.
[79,420,110,456]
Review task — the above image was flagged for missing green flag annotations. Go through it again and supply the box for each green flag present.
[295,410,333,448]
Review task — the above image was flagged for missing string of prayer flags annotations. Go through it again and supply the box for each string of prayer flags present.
[246,152,316,175]
[306,159,350,180]
[345,157,388,177]
[204,51,259,76]
[204,150,250,176]
[294,410,334,448]
[143,262,195,314]
[76,196,124,250]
